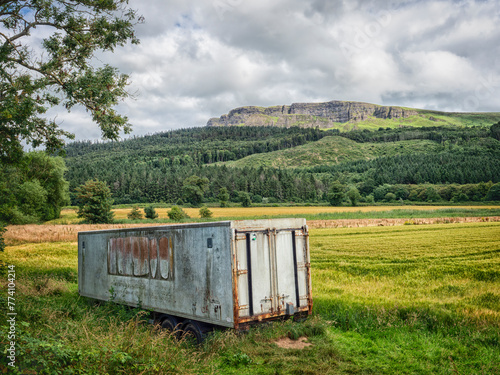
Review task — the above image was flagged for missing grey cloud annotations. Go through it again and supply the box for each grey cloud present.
[54,0,500,141]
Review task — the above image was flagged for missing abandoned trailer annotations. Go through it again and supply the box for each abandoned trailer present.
[78,218,313,342]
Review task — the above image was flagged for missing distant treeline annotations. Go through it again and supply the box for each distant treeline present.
[65,126,328,164]
[64,124,500,205]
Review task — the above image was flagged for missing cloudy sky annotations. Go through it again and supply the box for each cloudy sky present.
[54,0,500,140]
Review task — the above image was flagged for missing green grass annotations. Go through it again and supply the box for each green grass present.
[1,222,499,374]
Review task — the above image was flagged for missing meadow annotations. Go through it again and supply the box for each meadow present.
[0,220,499,374]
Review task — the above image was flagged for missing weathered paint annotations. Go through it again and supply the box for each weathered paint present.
[78,219,312,330]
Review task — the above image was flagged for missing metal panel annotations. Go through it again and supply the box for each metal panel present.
[294,228,311,308]
[249,231,273,314]
[275,231,297,313]
[78,222,235,328]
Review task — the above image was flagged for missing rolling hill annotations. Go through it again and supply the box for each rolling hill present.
[219,136,443,169]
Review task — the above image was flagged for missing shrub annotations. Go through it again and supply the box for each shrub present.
[144,205,158,219]
[252,194,263,203]
[384,192,397,202]
[168,206,189,221]
[199,206,213,218]
[127,206,143,220]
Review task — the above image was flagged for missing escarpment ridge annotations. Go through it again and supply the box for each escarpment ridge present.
[207,100,418,128]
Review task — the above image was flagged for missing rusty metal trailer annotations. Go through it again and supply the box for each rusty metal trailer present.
[78,218,312,340]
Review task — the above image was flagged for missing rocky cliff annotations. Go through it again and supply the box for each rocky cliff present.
[207,100,418,128]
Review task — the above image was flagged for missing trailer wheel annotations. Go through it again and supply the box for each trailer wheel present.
[161,316,180,338]
[182,322,204,345]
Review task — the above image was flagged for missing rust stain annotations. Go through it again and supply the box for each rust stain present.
[108,236,173,279]
[108,237,119,274]
[231,233,240,330]
[149,238,158,279]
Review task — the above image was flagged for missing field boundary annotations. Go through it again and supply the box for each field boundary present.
[308,216,500,228]
[4,216,500,245]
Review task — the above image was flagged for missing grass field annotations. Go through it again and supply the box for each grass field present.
[1,222,499,374]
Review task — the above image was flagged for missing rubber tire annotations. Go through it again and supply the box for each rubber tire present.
[182,322,204,345]
[161,316,180,338]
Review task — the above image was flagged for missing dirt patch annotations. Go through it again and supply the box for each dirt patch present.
[275,337,312,349]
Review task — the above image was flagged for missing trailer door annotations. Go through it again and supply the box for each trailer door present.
[235,227,310,318]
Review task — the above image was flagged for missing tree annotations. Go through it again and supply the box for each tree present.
[490,122,500,141]
[17,180,47,219]
[347,187,361,206]
[240,192,252,207]
[0,224,5,252]
[327,181,345,206]
[0,0,141,162]
[127,206,143,220]
[217,187,230,207]
[182,175,209,206]
[0,151,69,224]
[76,179,114,223]
[144,205,158,219]
[486,183,500,201]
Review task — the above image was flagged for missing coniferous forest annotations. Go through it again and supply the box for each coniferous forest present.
[63,124,500,206]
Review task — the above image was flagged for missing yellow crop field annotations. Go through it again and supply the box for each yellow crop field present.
[60,205,500,221]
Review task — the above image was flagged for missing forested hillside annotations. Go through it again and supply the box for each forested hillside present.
[64,124,500,205]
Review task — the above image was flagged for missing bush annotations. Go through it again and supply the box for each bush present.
[384,192,397,202]
[144,205,158,219]
[168,206,189,221]
[199,206,213,218]
[252,194,263,203]
[127,206,143,220]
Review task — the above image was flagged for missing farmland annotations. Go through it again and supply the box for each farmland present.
[1,221,499,374]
